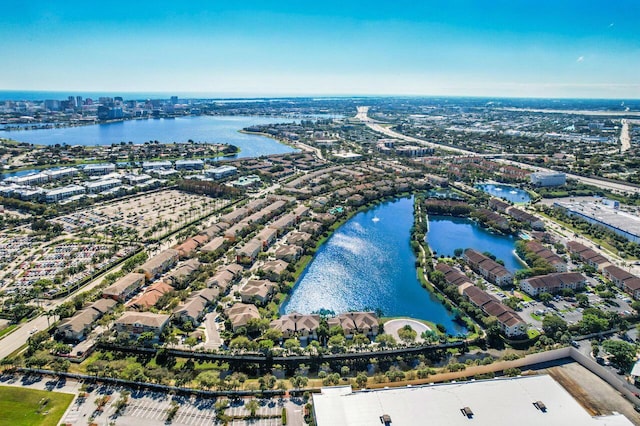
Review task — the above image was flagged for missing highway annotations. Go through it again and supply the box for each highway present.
[355,106,640,195]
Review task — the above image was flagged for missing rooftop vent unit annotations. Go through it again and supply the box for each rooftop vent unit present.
[460,407,474,418]
[533,401,547,412]
[379,414,392,425]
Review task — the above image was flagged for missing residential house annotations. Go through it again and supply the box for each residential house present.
[287,231,312,246]
[524,241,567,272]
[275,245,304,262]
[127,281,174,310]
[113,312,170,340]
[173,288,218,326]
[201,236,226,253]
[239,279,277,304]
[327,312,379,338]
[165,259,200,287]
[520,272,587,296]
[566,241,611,271]
[102,273,145,302]
[237,239,263,264]
[56,299,117,341]
[226,303,260,331]
[270,312,320,341]
[261,260,289,281]
[139,249,180,281]
[463,249,513,286]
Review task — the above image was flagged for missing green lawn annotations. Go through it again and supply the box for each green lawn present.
[0,386,74,426]
[0,324,17,339]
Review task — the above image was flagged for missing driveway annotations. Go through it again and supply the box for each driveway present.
[203,312,223,349]
[384,319,431,343]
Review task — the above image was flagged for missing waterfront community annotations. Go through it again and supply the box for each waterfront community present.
[1,95,640,425]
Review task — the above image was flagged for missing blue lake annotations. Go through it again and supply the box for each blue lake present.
[427,215,525,272]
[282,197,466,335]
[476,183,531,203]
[1,115,296,158]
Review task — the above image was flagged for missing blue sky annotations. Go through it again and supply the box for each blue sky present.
[1,1,639,98]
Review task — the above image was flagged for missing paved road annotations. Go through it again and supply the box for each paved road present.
[355,107,640,196]
[202,312,223,350]
[0,259,129,360]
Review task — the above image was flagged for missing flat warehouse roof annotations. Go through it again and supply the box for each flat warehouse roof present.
[312,375,633,426]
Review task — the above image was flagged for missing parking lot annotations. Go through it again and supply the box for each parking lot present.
[484,278,635,332]
[55,190,229,241]
[62,387,296,426]
[6,242,136,295]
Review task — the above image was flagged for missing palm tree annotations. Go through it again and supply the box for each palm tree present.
[246,399,259,418]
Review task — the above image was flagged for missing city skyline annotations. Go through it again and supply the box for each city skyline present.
[2,1,640,99]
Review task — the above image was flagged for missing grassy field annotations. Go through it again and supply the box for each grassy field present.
[0,386,74,426]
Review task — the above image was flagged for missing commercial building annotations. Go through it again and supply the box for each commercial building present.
[122,173,151,185]
[555,200,640,244]
[312,375,633,426]
[45,184,86,203]
[530,172,567,187]
[175,159,204,170]
[204,165,238,179]
[44,167,79,181]
[5,172,49,186]
[84,163,116,175]
[84,178,122,193]
[142,161,173,170]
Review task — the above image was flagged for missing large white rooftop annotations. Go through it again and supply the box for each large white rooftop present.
[312,375,633,426]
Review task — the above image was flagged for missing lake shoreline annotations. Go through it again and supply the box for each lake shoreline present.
[281,195,466,334]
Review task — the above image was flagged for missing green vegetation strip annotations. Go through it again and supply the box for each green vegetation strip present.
[0,324,18,340]
[0,386,74,426]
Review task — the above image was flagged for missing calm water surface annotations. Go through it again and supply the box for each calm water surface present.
[476,183,531,203]
[1,116,296,158]
[427,215,525,272]
[282,197,466,335]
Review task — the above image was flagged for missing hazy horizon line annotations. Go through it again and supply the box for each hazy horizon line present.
[1,89,639,102]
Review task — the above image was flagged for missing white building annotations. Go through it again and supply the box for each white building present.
[84,178,121,193]
[5,172,49,186]
[313,375,633,426]
[530,172,566,187]
[44,167,79,181]
[122,173,151,185]
[175,159,204,170]
[45,184,86,203]
[84,163,116,175]
[142,161,173,170]
[150,168,179,178]
[205,165,238,179]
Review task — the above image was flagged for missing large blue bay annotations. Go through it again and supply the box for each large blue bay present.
[282,197,466,335]
[1,116,296,158]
